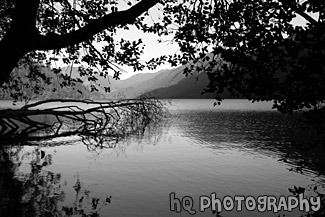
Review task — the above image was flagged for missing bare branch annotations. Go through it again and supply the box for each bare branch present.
[0,98,167,145]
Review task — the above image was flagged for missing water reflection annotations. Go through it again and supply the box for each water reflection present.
[1,99,324,217]
[0,116,169,217]
[0,145,115,217]
[170,102,325,179]
[171,110,300,163]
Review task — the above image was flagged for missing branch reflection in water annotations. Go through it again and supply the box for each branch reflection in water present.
[1,99,325,217]
[0,98,169,217]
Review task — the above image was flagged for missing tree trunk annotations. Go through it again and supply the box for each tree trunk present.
[0,32,30,86]
[0,0,39,87]
[0,0,159,87]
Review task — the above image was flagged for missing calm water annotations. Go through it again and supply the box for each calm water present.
[1,99,324,217]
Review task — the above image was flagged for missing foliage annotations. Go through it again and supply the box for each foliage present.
[0,0,163,94]
[144,0,325,113]
[0,0,324,113]
[0,62,105,102]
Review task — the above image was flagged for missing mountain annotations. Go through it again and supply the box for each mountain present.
[60,55,239,99]
[106,53,225,99]
[60,66,170,97]
[140,69,236,99]
[61,66,111,93]
[108,66,188,98]
[107,69,170,98]
[146,71,213,98]
[107,59,235,99]
[104,66,215,99]
[0,65,106,100]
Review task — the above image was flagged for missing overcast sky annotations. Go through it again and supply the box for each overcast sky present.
[54,2,317,80]
[115,26,179,79]
[115,11,314,80]
[114,4,179,80]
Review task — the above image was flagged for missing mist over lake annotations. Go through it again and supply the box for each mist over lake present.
[1,99,324,217]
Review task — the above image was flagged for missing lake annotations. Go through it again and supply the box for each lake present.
[0,99,324,217]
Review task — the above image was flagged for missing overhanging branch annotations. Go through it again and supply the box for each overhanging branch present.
[293,6,318,26]
[34,0,160,50]
[280,0,319,27]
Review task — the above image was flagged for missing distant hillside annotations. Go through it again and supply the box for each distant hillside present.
[104,53,228,99]
[61,66,168,97]
[144,71,238,99]
[1,61,235,101]
[146,71,212,98]
[108,66,187,98]
[0,65,106,101]
[106,59,237,99]
[61,66,111,94]
[107,69,169,98]
[60,55,241,99]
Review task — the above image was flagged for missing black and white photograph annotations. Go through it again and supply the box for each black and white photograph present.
[0,0,324,217]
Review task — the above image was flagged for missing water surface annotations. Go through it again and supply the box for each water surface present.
[1,99,323,217]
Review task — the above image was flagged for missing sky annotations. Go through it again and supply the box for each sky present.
[52,1,179,80]
[54,1,318,80]
[112,3,179,80]
[113,2,318,80]
[114,26,179,80]
[114,12,315,80]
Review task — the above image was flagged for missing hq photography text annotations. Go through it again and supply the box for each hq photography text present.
[169,192,321,215]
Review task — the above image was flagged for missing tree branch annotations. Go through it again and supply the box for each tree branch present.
[0,98,166,145]
[293,6,318,26]
[0,0,40,86]
[280,0,319,27]
[34,0,160,50]
[11,0,40,31]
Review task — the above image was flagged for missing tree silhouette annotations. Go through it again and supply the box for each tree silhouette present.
[0,0,162,87]
[148,0,325,113]
[0,0,324,113]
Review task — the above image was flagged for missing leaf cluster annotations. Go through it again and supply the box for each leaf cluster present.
[0,0,167,95]
[143,0,325,113]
